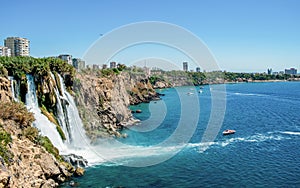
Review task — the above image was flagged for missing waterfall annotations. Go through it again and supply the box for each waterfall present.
[8,76,19,102]
[50,73,71,144]
[25,75,67,152]
[16,74,96,164]
[57,74,90,149]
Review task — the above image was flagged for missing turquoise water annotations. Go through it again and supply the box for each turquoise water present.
[62,82,300,187]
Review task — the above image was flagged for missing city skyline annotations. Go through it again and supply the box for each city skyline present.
[1,0,300,72]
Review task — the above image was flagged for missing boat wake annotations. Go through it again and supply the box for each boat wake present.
[194,131,299,153]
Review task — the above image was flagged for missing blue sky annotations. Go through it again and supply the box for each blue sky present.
[1,0,300,72]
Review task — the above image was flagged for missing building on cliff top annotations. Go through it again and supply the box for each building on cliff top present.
[4,37,30,57]
[58,54,73,65]
[72,58,85,72]
[183,62,188,72]
[110,61,117,68]
[285,68,297,75]
[0,46,11,57]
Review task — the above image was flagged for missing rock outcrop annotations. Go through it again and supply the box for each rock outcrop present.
[0,76,12,102]
[152,81,172,89]
[73,70,159,140]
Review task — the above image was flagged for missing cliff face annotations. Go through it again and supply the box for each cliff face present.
[74,71,159,140]
[74,71,132,140]
[0,76,73,188]
[124,73,159,105]
[0,77,12,102]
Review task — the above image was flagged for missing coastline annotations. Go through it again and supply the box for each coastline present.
[154,78,300,89]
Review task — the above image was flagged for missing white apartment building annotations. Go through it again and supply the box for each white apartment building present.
[0,46,11,57]
[58,54,73,65]
[4,37,30,57]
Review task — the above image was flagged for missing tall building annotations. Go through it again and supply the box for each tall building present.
[72,58,85,71]
[0,46,11,57]
[196,67,201,72]
[183,62,188,72]
[4,37,30,57]
[58,54,73,65]
[285,68,297,75]
[267,68,272,75]
[110,61,117,68]
[92,64,99,69]
[102,64,108,69]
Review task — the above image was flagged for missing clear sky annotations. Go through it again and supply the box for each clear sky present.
[1,0,300,72]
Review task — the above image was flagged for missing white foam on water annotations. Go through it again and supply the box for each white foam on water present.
[280,131,300,136]
[193,132,290,153]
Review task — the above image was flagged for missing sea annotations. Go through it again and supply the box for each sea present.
[61,82,300,188]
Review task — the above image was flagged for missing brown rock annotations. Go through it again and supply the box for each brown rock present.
[74,167,85,177]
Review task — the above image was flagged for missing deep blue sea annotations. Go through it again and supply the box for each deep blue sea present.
[62,82,300,188]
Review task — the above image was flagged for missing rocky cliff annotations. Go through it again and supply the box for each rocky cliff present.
[73,70,159,140]
[0,76,74,188]
[0,77,12,102]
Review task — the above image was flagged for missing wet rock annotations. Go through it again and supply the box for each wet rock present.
[62,154,88,168]
[74,167,85,177]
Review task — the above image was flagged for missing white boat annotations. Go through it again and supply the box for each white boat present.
[198,90,203,93]
[223,129,236,135]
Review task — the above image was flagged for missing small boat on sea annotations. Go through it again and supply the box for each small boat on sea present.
[187,92,194,95]
[198,90,203,93]
[223,129,236,135]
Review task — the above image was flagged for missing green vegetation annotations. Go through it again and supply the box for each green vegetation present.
[149,75,165,85]
[100,68,115,77]
[21,126,62,161]
[150,70,300,86]
[0,102,64,163]
[0,102,35,164]
[22,126,39,142]
[0,101,35,127]
[0,56,75,80]
[0,63,8,76]
[0,125,13,164]
[0,56,75,102]
[37,136,62,161]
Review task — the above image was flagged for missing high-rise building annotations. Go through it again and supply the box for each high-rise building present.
[196,67,201,72]
[4,37,30,57]
[285,68,297,75]
[93,64,100,69]
[183,62,188,72]
[0,46,11,57]
[72,58,86,71]
[102,64,108,69]
[58,54,73,65]
[110,61,117,68]
[267,68,272,75]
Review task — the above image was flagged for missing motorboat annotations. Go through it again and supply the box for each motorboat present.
[223,129,236,135]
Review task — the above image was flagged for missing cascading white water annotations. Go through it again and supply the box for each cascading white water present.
[8,76,18,102]
[50,73,71,144]
[57,74,90,149]
[25,75,67,152]
[22,74,107,165]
